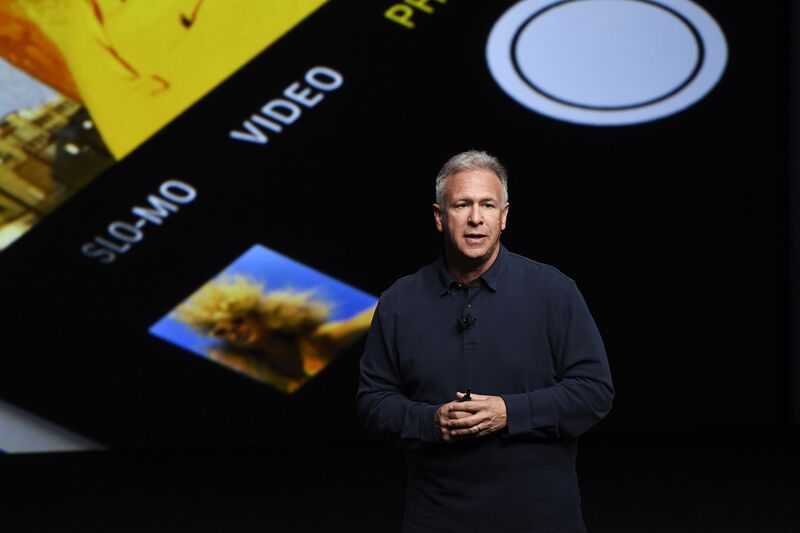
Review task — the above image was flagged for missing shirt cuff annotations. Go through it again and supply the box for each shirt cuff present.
[501,390,560,438]
[418,403,442,442]
[500,393,531,436]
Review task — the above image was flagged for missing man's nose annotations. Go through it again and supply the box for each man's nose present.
[468,206,483,225]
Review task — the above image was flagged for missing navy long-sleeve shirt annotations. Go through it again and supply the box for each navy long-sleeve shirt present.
[357,245,613,533]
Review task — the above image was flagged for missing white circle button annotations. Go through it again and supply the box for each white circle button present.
[486,0,728,125]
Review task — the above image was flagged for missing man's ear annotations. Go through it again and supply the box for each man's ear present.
[500,202,509,231]
[433,203,444,232]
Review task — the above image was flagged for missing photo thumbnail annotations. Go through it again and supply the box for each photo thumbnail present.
[0,57,113,251]
[150,244,377,394]
[0,0,328,159]
[0,0,326,252]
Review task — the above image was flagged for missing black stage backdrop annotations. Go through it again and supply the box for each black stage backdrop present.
[0,0,791,450]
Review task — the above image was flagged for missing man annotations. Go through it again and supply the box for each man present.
[357,150,613,533]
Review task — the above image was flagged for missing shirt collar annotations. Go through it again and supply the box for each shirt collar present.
[436,244,507,295]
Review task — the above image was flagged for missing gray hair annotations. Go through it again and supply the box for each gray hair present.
[434,150,509,205]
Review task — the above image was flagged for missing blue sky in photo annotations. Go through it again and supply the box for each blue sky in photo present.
[0,57,58,118]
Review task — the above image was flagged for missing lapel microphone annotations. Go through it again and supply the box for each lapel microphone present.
[456,312,477,332]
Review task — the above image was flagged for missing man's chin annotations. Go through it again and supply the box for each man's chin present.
[460,248,491,262]
[446,241,495,265]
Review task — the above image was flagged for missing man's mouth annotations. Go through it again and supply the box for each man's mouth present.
[464,234,486,243]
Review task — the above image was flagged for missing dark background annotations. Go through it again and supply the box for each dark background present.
[0,0,796,530]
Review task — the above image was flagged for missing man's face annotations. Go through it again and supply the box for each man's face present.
[433,169,509,266]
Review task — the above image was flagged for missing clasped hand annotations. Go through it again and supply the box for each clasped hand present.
[435,392,507,443]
